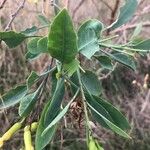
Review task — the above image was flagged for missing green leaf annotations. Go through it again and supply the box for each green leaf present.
[112,52,136,70]
[27,37,41,54]
[38,14,50,25]
[26,71,39,89]
[81,70,101,96]
[108,0,138,30]
[0,85,27,109]
[90,95,130,130]
[42,89,79,136]
[44,78,65,125]
[37,37,48,53]
[63,59,79,77]
[95,55,113,70]
[132,39,150,50]
[0,31,27,48]
[35,100,57,150]
[85,94,114,128]
[78,19,103,59]
[19,85,41,117]
[102,51,136,70]
[89,103,131,138]
[87,102,131,138]
[35,78,65,150]
[25,51,40,60]
[48,9,77,64]
[21,26,38,36]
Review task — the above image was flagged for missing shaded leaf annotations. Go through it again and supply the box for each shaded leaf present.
[42,89,79,136]
[25,51,40,60]
[102,50,136,70]
[26,71,39,89]
[35,78,65,150]
[108,0,138,30]
[19,85,41,117]
[91,95,130,130]
[81,70,101,96]
[0,85,27,109]
[78,19,103,59]
[48,9,77,64]
[44,78,65,125]
[35,101,56,150]
[132,39,150,50]
[95,55,113,70]
[21,26,38,36]
[0,31,27,48]
[111,52,136,70]
[87,102,131,138]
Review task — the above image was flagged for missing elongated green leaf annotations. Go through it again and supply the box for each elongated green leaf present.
[42,89,79,136]
[81,70,101,96]
[85,94,114,128]
[48,9,77,64]
[88,103,131,138]
[37,37,48,53]
[132,39,150,50]
[78,19,103,59]
[111,52,136,70]
[26,71,39,88]
[91,95,130,130]
[21,26,38,36]
[35,101,57,150]
[19,84,41,117]
[63,59,79,77]
[0,85,27,109]
[102,51,136,70]
[95,55,113,70]
[44,78,65,125]
[35,78,65,150]
[108,0,138,30]
[0,31,27,48]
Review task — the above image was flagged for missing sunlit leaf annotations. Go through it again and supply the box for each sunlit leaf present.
[48,9,77,64]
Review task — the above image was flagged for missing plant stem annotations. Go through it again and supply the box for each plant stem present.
[77,69,91,146]
[99,35,119,43]
[100,43,149,52]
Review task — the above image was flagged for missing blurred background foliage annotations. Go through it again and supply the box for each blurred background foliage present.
[0,0,150,149]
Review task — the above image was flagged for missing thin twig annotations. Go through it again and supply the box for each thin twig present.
[112,21,150,33]
[109,0,120,25]
[72,0,85,19]
[0,0,7,9]
[4,0,26,31]
[100,0,113,11]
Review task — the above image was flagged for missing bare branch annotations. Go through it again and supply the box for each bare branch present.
[0,0,7,9]
[4,0,26,31]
